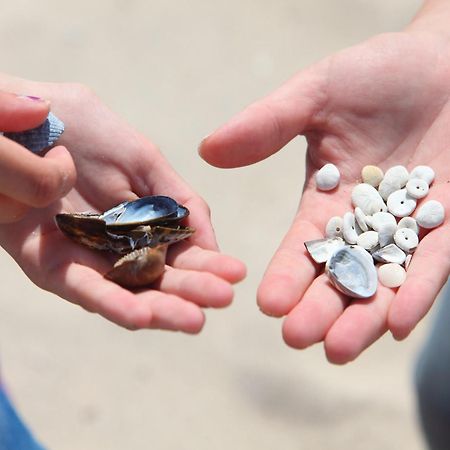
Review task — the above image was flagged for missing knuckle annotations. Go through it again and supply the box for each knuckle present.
[32,171,61,206]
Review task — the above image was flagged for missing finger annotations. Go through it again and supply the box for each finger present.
[257,217,323,317]
[0,193,29,223]
[324,286,393,364]
[131,146,220,251]
[388,225,450,340]
[0,141,76,207]
[198,65,326,168]
[154,266,234,308]
[0,91,50,131]
[282,274,348,349]
[47,260,205,333]
[167,243,247,284]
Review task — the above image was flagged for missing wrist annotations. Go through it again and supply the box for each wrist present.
[406,0,450,40]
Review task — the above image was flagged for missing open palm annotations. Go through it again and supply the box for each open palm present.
[0,82,245,333]
[200,31,450,362]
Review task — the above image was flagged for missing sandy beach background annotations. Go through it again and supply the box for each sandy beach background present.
[0,0,434,449]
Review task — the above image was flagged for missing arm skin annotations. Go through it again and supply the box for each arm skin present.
[199,0,450,363]
[0,76,246,333]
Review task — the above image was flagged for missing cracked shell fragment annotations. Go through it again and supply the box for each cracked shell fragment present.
[325,245,378,298]
[304,237,346,264]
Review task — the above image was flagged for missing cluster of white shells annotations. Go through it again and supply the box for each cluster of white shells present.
[307,164,445,298]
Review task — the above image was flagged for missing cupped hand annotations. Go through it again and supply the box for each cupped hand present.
[199,31,450,362]
[0,80,246,333]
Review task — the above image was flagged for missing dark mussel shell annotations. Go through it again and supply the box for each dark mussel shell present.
[100,195,188,230]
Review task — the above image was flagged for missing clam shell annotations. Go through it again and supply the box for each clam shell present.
[394,228,419,252]
[377,222,397,247]
[304,237,346,264]
[410,165,435,185]
[370,212,397,231]
[415,200,445,229]
[397,217,419,235]
[372,244,406,264]
[343,212,358,244]
[315,163,340,191]
[325,245,378,298]
[387,189,417,217]
[354,207,368,232]
[352,183,387,215]
[4,112,64,154]
[383,165,409,187]
[361,165,384,187]
[356,231,379,250]
[378,263,406,288]
[325,216,344,239]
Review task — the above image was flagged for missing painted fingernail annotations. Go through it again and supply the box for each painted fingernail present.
[17,95,50,105]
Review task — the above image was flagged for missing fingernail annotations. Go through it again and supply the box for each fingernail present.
[17,95,50,105]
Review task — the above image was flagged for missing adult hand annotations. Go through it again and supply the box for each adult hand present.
[0,91,75,223]
[199,12,450,362]
[0,78,246,333]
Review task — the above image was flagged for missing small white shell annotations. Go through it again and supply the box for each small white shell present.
[394,228,419,252]
[387,189,417,217]
[325,216,344,238]
[356,231,379,250]
[383,165,409,187]
[397,217,419,235]
[404,254,413,271]
[378,178,402,201]
[370,212,397,231]
[354,207,368,232]
[325,245,378,298]
[316,163,340,191]
[410,165,435,185]
[406,178,429,199]
[377,222,397,247]
[304,237,346,264]
[352,183,387,215]
[372,244,406,264]
[361,165,384,187]
[343,212,358,244]
[378,263,406,288]
[415,200,445,229]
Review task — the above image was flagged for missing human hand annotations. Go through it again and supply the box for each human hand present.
[0,91,75,223]
[199,25,450,361]
[0,78,246,333]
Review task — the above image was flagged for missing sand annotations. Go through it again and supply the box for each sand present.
[0,0,431,448]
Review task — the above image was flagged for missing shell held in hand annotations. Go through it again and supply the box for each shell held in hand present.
[55,195,195,288]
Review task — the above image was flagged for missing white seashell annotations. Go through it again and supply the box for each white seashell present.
[372,244,406,264]
[378,263,406,288]
[354,207,368,232]
[352,183,387,215]
[378,178,402,201]
[377,222,397,247]
[410,165,435,185]
[325,245,378,298]
[397,217,419,235]
[416,200,445,229]
[325,216,344,238]
[343,212,358,244]
[406,178,429,199]
[383,165,409,187]
[316,163,340,191]
[370,212,397,231]
[365,215,373,229]
[361,165,384,187]
[356,231,379,250]
[394,228,419,252]
[304,237,346,264]
[387,189,417,217]
[404,254,413,271]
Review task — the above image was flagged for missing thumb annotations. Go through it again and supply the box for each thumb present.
[198,65,326,168]
[0,91,50,132]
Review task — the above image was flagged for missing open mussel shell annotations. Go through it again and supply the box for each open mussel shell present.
[325,245,378,299]
[100,195,188,229]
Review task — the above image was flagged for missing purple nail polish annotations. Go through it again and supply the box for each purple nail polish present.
[17,95,46,102]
